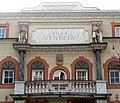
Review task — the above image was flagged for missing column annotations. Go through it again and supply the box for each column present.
[14,50,25,94]
[19,50,25,81]
[94,49,102,80]
[94,49,107,94]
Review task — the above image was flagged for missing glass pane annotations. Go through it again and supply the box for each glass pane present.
[2,29,5,33]
[82,71,86,76]
[115,78,119,84]
[110,72,114,77]
[77,70,87,80]
[116,28,120,37]
[5,71,8,77]
[0,28,5,38]
[4,78,8,83]
[9,71,13,77]
[115,72,119,77]
[111,78,114,84]
[9,78,13,83]
[32,70,43,80]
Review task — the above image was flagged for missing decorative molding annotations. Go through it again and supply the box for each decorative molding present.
[1,12,120,19]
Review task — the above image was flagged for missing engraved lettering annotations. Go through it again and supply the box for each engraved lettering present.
[32,29,88,43]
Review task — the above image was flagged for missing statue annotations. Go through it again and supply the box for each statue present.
[92,23,103,43]
[18,24,27,43]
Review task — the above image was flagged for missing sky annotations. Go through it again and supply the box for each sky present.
[0,0,120,12]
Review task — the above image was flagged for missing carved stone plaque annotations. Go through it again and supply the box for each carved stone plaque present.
[32,29,88,44]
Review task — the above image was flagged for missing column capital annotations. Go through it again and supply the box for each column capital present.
[93,49,102,53]
[90,42,107,51]
[18,50,26,54]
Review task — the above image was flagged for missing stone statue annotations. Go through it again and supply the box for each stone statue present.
[92,23,103,43]
[18,24,27,43]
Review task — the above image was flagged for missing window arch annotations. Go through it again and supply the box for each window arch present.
[2,61,15,84]
[50,66,70,80]
[71,56,93,80]
[27,57,49,81]
[0,56,19,88]
[108,61,120,84]
[31,61,45,81]
[53,70,66,80]
[75,61,89,80]
[103,57,120,88]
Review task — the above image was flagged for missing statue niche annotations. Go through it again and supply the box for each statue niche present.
[18,24,28,44]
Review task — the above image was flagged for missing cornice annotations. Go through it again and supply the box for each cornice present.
[0,11,120,19]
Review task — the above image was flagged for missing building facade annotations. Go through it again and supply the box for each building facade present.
[0,2,120,103]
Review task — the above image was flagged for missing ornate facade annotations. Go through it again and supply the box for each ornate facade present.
[0,2,120,103]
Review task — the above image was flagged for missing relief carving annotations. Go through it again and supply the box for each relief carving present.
[56,54,63,66]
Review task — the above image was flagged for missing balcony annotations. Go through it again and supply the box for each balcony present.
[25,80,96,94]
[14,80,107,97]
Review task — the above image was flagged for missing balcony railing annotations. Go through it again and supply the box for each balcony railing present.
[25,80,96,94]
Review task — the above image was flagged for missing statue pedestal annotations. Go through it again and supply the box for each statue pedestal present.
[96,80,107,94]
[14,81,25,94]
[96,99,107,103]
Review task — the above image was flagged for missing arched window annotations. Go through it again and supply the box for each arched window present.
[75,61,89,80]
[53,70,66,80]
[108,61,120,84]
[2,61,15,84]
[31,61,45,81]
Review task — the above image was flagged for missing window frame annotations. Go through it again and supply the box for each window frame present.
[1,61,15,85]
[0,27,6,38]
[115,27,120,37]
[0,23,9,38]
[31,61,45,81]
[76,69,88,80]
[75,61,89,81]
[2,69,14,84]
[104,57,120,88]
[32,69,44,81]
[111,22,120,37]
[109,69,120,84]
[53,70,67,80]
